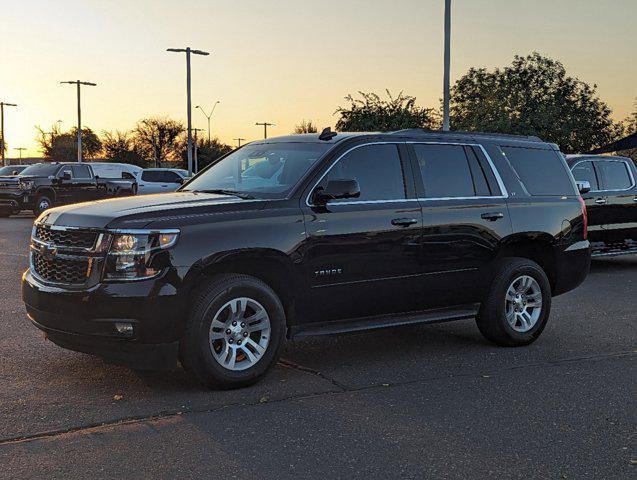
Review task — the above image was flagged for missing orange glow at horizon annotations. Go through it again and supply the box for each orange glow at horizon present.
[1,0,635,159]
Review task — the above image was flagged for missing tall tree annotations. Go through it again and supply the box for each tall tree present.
[133,117,184,167]
[335,90,438,132]
[102,130,146,167]
[36,126,102,161]
[293,120,318,134]
[449,52,622,153]
[179,137,233,171]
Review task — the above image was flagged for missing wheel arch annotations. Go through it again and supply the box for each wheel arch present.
[183,248,299,325]
[497,233,558,291]
[35,187,57,202]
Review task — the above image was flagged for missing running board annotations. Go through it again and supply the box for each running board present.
[592,248,637,258]
[289,304,480,338]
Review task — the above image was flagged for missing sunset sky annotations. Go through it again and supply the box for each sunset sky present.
[1,0,635,158]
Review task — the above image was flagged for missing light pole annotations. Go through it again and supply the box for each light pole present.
[60,80,97,162]
[14,147,26,163]
[167,47,210,176]
[255,122,275,139]
[196,101,219,143]
[234,138,245,148]
[442,0,452,131]
[0,101,17,167]
[192,127,204,174]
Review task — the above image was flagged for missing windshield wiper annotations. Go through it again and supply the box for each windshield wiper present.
[191,189,256,199]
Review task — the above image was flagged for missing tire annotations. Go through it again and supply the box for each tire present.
[179,273,286,389]
[476,257,551,347]
[34,194,53,216]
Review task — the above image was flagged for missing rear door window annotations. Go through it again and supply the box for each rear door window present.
[413,144,492,198]
[141,171,164,183]
[501,147,575,196]
[571,161,599,191]
[322,144,406,202]
[596,161,633,191]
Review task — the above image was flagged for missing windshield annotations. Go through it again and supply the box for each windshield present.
[0,166,25,176]
[19,164,60,177]
[183,143,330,199]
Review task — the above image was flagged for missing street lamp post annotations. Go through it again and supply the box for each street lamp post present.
[14,147,26,163]
[196,101,219,143]
[442,0,452,131]
[255,122,275,139]
[0,101,17,167]
[167,47,210,176]
[192,127,204,174]
[60,80,97,162]
[234,138,245,148]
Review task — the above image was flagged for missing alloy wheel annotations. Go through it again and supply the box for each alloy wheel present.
[505,275,543,333]
[208,297,271,371]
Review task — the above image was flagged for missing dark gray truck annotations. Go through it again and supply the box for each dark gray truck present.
[0,162,136,217]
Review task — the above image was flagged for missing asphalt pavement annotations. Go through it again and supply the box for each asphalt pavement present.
[0,215,634,479]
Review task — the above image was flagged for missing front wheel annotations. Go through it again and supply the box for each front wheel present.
[476,258,551,347]
[33,194,53,216]
[179,274,286,389]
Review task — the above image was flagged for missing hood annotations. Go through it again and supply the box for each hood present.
[38,192,265,229]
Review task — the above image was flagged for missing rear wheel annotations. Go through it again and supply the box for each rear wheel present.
[33,194,53,216]
[476,258,551,347]
[179,274,286,389]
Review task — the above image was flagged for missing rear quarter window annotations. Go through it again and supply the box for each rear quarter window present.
[501,147,575,196]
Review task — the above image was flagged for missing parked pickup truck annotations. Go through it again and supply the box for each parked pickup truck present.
[567,154,637,257]
[0,162,137,217]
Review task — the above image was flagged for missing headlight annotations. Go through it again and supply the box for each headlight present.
[104,229,179,280]
[19,180,34,191]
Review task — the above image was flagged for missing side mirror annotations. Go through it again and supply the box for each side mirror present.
[175,177,184,185]
[576,180,591,195]
[61,171,72,181]
[313,179,360,205]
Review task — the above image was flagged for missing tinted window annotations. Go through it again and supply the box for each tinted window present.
[141,171,164,182]
[323,144,405,202]
[596,161,632,190]
[59,167,73,178]
[71,165,92,179]
[163,171,182,183]
[122,171,136,180]
[414,144,477,198]
[183,143,330,199]
[501,147,574,196]
[571,161,599,190]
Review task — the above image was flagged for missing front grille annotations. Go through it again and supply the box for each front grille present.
[35,225,98,249]
[0,182,18,190]
[32,251,90,284]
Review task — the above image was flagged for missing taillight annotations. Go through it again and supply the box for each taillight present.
[578,196,588,240]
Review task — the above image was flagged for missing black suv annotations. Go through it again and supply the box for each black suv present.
[567,154,637,256]
[22,130,591,388]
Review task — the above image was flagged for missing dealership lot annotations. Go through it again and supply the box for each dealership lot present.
[0,215,634,479]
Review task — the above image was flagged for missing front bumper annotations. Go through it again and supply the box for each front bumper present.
[22,268,187,368]
[0,191,25,210]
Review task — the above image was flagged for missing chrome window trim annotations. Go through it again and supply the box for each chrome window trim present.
[305,141,409,207]
[305,140,509,207]
[570,158,636,193]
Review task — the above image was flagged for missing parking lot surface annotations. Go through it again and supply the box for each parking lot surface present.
[0,215,634,479]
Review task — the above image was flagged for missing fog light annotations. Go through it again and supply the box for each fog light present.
[114,322,134,335]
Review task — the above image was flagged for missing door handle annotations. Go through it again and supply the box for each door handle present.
[481,212,504,221]
[595,198,607,205]
[391,218,418,227]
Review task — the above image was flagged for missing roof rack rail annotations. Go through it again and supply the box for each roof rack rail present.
[388,129,543,142]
